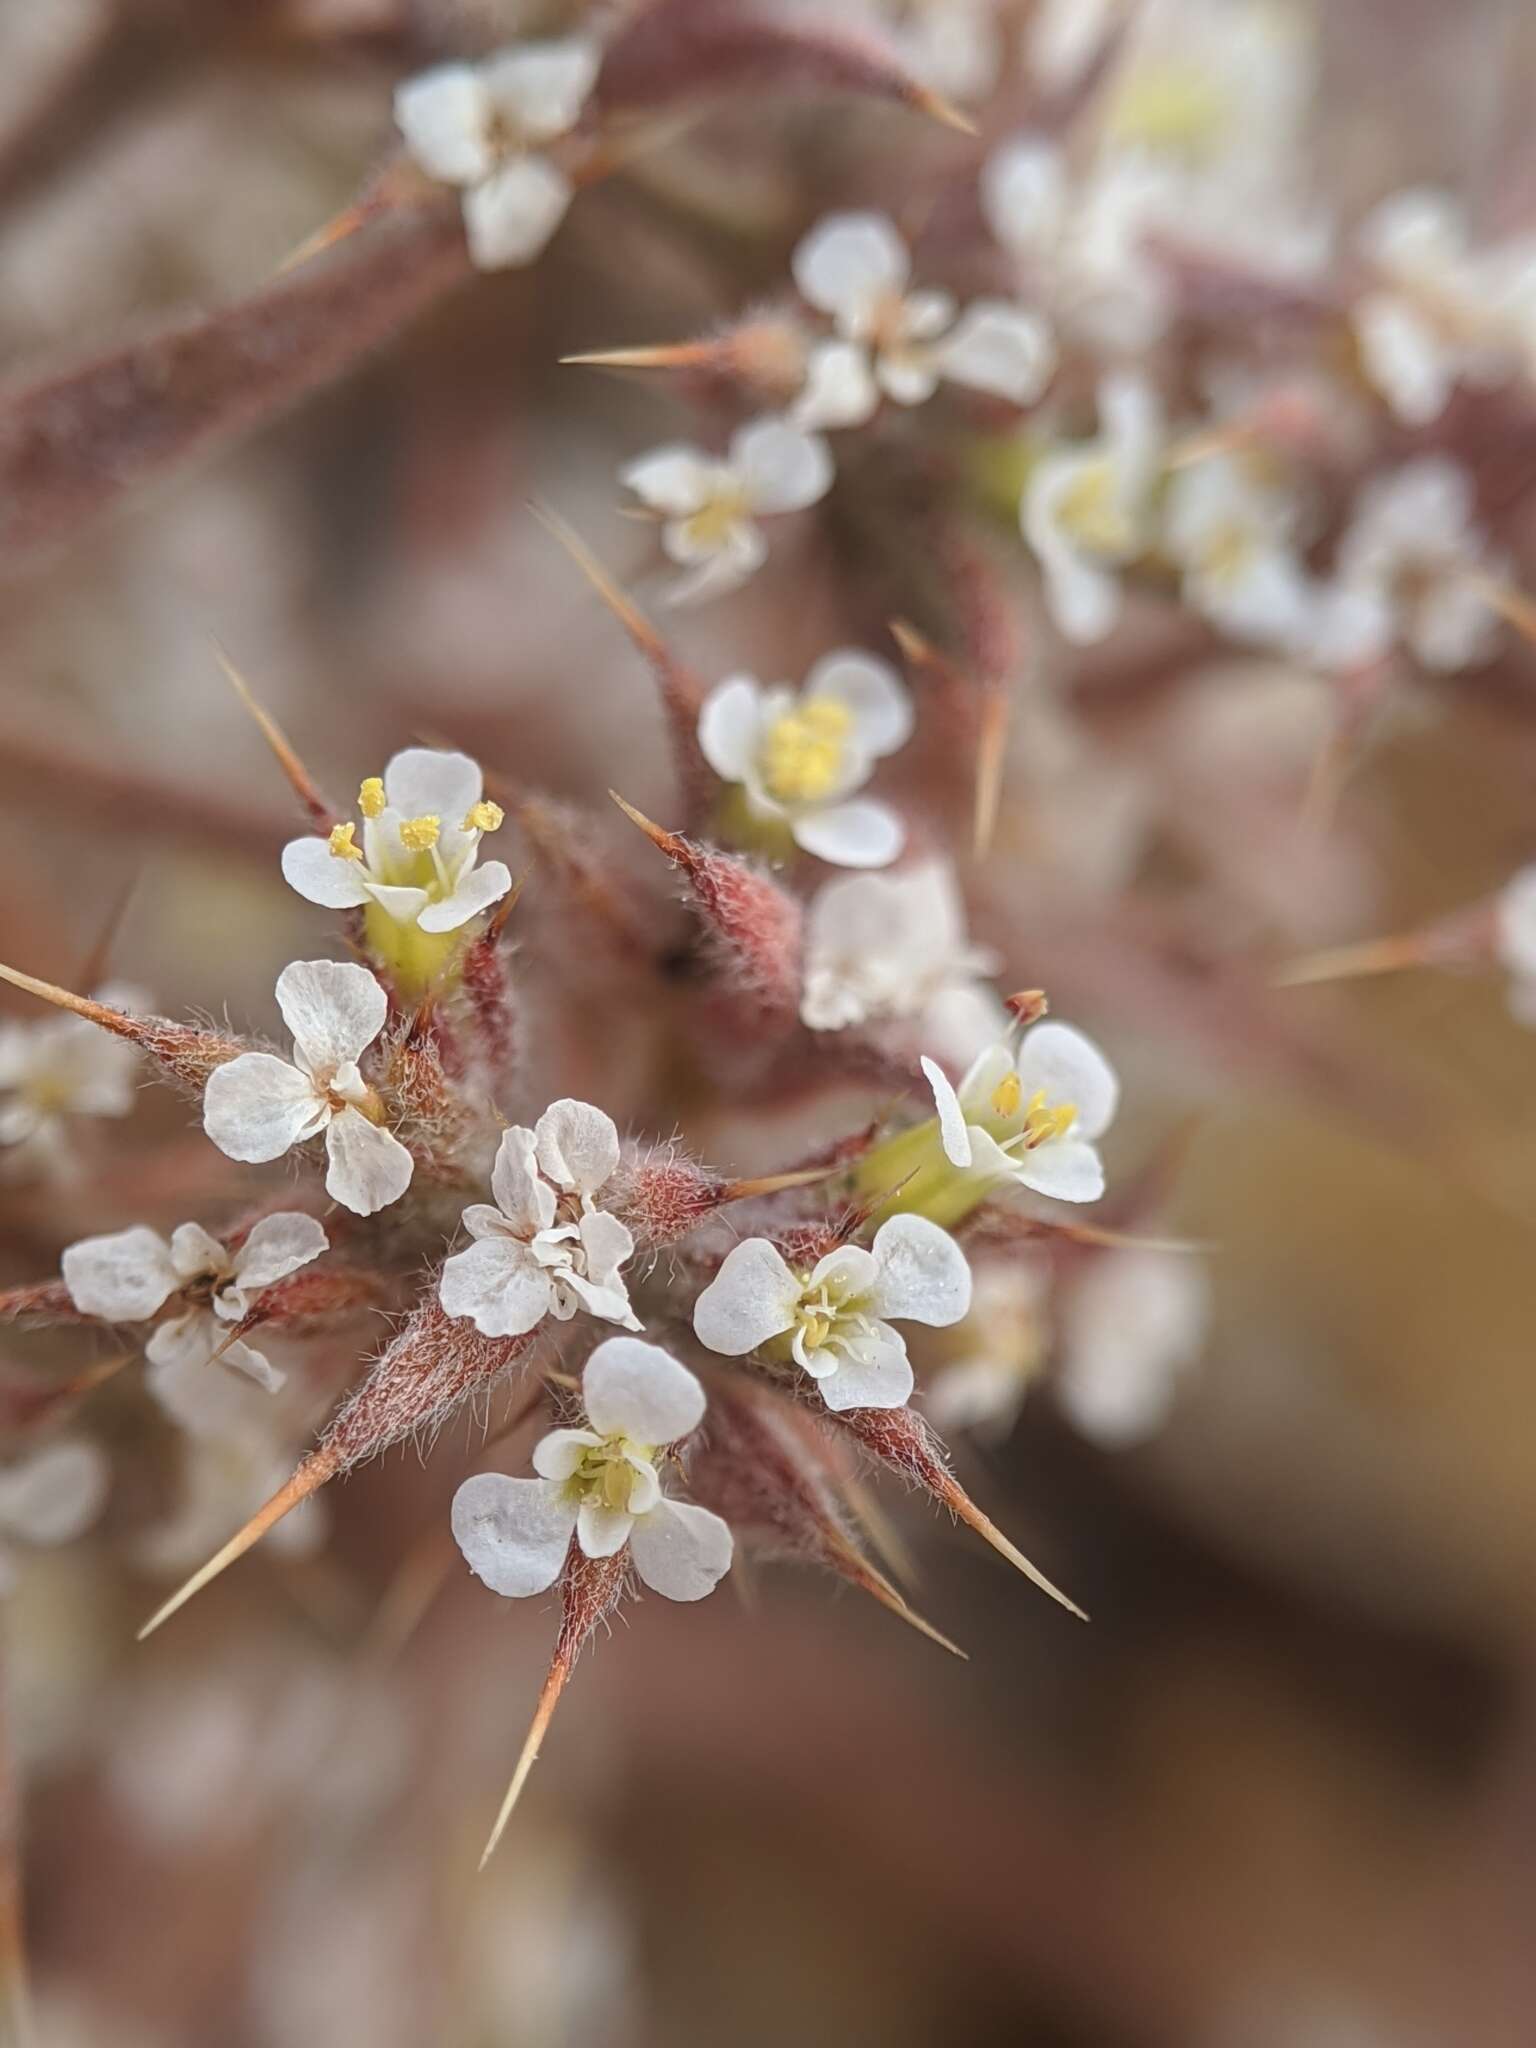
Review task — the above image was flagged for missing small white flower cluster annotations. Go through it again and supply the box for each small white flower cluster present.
[923,1020,1121,1205]
[0,981,143,1177]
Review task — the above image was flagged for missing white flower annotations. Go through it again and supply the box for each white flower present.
[138,1428,325,1575]
[1354,190,1536,426]
[698,649,912,868]
[692,1214,971,1411]
[1333,459,1503,674]
[884,0,1003,103]
[452,1338,732,1601]
[621,416,832,606]
[1161,453,1311,650]
[790,211,1054,429]
[1057,1249,1208,1447]
[1495,865,1536,1026]
[62,1211,328,1396]
[921,1020,1119,1203]
[282,749,511,936]
[0,980,143,1167]
[801,859,1005,1062]
[439,1102,640,1339]
[0,1439,109,1593]
[394,36,600,270]
[925,1262,1051,1436]
[1023,374,1164,643]
[202,961,414,1217]
[1024,0,1122,91]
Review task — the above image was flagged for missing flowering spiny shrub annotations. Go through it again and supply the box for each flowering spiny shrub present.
[2,0,1535,1914]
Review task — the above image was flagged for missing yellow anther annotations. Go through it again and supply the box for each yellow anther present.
[1022,1089,1077,1148]
[463,800,504,834]
[399,813,442,852]
[799,1311,833,1352]
[328,821,363,862]
[761,700,854,805]
[990,1070,1023,1119]
[358,776,386,818]
[1106,61,1229,160]
[1058,463,1136,557]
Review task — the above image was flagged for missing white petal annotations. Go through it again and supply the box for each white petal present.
[621,444,712,515]
[463,156,572,270]
[979,136,1066,257]
[451,1473,576,1597]
[921,1054,973,1168]
[415,859,511,933]
[275,959,387,1073]
[805,1244,879,1300]
[167,1223,224,1286]
[792,340,880,430]
[561,1269,643,1329]
[731,417,833,514]
[867,1214,972,1326]
[534,1098,620,1197]
[1354,295,1454,426]
[1359,187,1465,274]
[231,1212,329,1295]
[280,836,371,911]
[692,1238,802,1355]
[793,211,909,321]
[531,1428,602,1481]
[488,1125,557,1234]
[394,65,492,185]
[479,35,601,146]
[804,650,912,759]
[628,1497,733,1601]
[661,522,766,605]
[0,1440,108,1549]
[698,676,766,784]
[1014,1021,1119,1140]
[877,348,942,408]
[577,1207,635,1288]
[324,1110,414,1216]
[792,799,905,868]
[61,1226,178,1320]
[217,1340,286,1394]
[146,1332,266,1435]
[203,1054,324,1164]
[582,1337,706,1444]
[439,1237,553,1337]
[381,747,483,825]
[816,1325,914,1411]
[362,882,433,924]
[1058,1250,1208,1448]
[1017,1138,1105,1203]
[938,300,1057,404]
[575,1500,635,1558]
[624,1457,662,1515]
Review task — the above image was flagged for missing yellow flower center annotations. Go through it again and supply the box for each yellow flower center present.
[796,1308,834,1354]
[462,800,504,833]
[1200,520,1257,589]
[565,1436,647,1513]
[682,488,749,552]
[760,700,854,805]
[398,814,441,852]
[358,776,386,819]
[1106,61,1230,161]
[1022,1088,1077,1149]
[991,1071,1022,1118]
[1058,461,1136,557]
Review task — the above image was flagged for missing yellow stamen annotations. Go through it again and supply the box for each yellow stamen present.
[399,814,441,852]
[358,776,386,818]
[761,701,853,805]
[1058,462,1135,557]
[799,1310,833,1353]
[328,821,363,861]
[991,1071,1022,1119]
[1107,62,1229,160]
[463,800,504,834]
[1022,1089,1077,1148]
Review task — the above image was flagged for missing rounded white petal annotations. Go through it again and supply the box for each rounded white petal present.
[0,1440,108,1549]
[1058,1250,1208,1447]
[624,1457,662,1515]
[792,799,905,869]
[231,1212,329,1295]
[1354,295,1453,426]
[439,1237,553,1337]
[146,1331,266,1435]
[575,1500,635,1559]
[582,1337,706,1444]
[167,1222,224,1286]
[793,211,909,321]
[1017,1138,1105,1203]
[804,649,912,759]
[877,348,942,408]
[622,444,712,515]
[937,300,1057,404]
[452,1473,576,1597]
[805,1243,880,1300]
[730,417,833,514]
[867,1214,972,1327]
[920,1054,974,1168]
[693,1238,802,1355]
[561,1269,643,1329]
[662,522,766,605]
[1359,187,1465,274]
[1014,1021,1119,1140]
[217,1340,286,1394]
[480,35,601,145]
[415,859,512,934]
[698,676,766,784]
[488,1125,557,1235]
[531,1428,601,1481]
[394,65,492,186]
[275,959,388,1073]
[793,340,880,430]
[980,136,1066,255]
[203,1053,324,1164]
[381,748,483,825]
[534,1098,621,1197]
[361,882,433,924]
[577,1207,635,1288]
[280,836,371,911]
[628,1497,734,1601]
[62,1226,178,1321]
[324,1110,414,1217]
[816,1326,914,1411]
[462,155,572,271]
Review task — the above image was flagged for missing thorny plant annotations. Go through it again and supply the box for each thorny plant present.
[0,0,1535,1927]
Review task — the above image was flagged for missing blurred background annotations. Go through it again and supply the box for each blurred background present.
[2,2,1536,2043]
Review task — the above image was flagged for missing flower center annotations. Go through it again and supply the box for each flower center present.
[1107,62,1230,162]
[1199,519,1258,588]
[566,1435,648,1513]
[760,700,853,804]
[989,1071,1077,1148]
[682,485,750,553]
[1058,461,1137,557]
